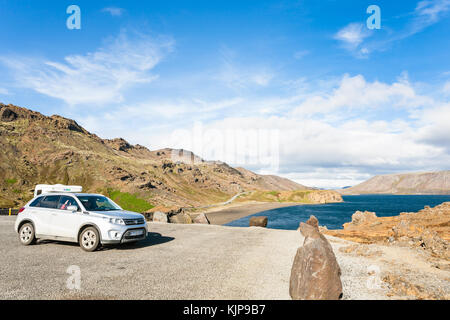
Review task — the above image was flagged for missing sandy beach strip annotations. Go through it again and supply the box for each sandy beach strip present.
[203,201,301,225]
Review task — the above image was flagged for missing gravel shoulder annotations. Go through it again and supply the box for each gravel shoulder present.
[1,217,447,300]
[203,201,301,225]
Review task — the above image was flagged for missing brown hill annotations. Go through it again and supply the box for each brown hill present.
[338,171,450,195]
[0,103,314,209]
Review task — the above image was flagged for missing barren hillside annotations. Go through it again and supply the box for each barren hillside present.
[0,103,314,209]
[338,171,450,195]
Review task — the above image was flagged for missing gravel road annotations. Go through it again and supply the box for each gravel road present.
[0,216,390,300]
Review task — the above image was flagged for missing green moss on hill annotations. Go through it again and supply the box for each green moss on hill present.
[106,189,154,213]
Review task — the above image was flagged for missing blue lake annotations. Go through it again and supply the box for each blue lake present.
[224,194,450,230]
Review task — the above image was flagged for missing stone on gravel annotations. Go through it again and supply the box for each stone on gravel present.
[152,211,168,223]
[249,216,268,227]
[169,213,193,224]
[289,215,343,300]
[193,213,210,224]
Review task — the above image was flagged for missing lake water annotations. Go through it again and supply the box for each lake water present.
[224,194,450,230]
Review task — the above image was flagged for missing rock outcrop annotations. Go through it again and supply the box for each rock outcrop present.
[249,216,268,227]
[289,216,343,300]
[324,202,450,260]
[343,211,378,228]
[237,190,343,204]
[305,191,344,204]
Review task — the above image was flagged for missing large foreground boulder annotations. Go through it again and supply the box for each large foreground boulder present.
[249,216,268,227]
[289,215,343,300]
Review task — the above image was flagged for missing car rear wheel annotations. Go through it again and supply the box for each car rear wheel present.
[19,223,36,246]
[79,227,100,252]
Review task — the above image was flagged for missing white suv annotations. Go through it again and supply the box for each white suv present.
[15,193,148,252]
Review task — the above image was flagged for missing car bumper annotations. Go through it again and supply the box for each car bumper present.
[101,225,148,244]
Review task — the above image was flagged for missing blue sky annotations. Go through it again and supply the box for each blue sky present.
[1,0,450,188]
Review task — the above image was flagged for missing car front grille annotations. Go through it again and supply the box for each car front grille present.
[123,218,145,225]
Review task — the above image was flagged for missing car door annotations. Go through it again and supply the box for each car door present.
[32,195,60,236]
[51,195,84,240]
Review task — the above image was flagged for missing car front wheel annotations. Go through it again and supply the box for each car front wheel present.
[79,227,100,252]
[19,223,36,246]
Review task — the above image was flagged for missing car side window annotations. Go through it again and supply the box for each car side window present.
[58,196,79,211]
[29,197,44,207]
[39,195,61,209]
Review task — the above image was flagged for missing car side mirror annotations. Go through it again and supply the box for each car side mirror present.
[66,205,78,212]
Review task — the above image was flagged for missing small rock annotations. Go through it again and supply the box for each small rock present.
[249,216,268,227]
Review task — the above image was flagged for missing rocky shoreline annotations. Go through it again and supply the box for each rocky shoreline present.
[323,202,450,261]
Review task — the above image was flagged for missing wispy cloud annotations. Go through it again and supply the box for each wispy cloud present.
[335,0,450,57]
[443,81,450,95]
[293,50,310,60]
[415,0,450,22]
[102,7,125,17]
[216,46,274,89]
[394,0,450,40]
[1,30,174,105]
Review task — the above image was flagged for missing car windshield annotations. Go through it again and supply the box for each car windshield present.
[77,195,121,211]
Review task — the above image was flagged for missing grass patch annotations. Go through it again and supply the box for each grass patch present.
[106,189,154,213]
[5,178,17,185]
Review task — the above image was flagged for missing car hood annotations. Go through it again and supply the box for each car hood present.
[88,210,144,219]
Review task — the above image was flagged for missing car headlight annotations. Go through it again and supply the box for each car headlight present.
[109,218,125,225]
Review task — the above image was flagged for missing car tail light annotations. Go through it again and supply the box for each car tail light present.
[18,207,25,214]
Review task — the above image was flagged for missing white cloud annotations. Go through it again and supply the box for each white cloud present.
[0,88,9,95]
[292,74,429,116]
[1,30,174,105]
[102,7,125,17]
[415,103,450,152]
[72,73,450,188]
[334,23,371,48]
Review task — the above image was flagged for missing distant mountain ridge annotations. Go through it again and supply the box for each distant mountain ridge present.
[338,171,450,195]
[0,103,311,208]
